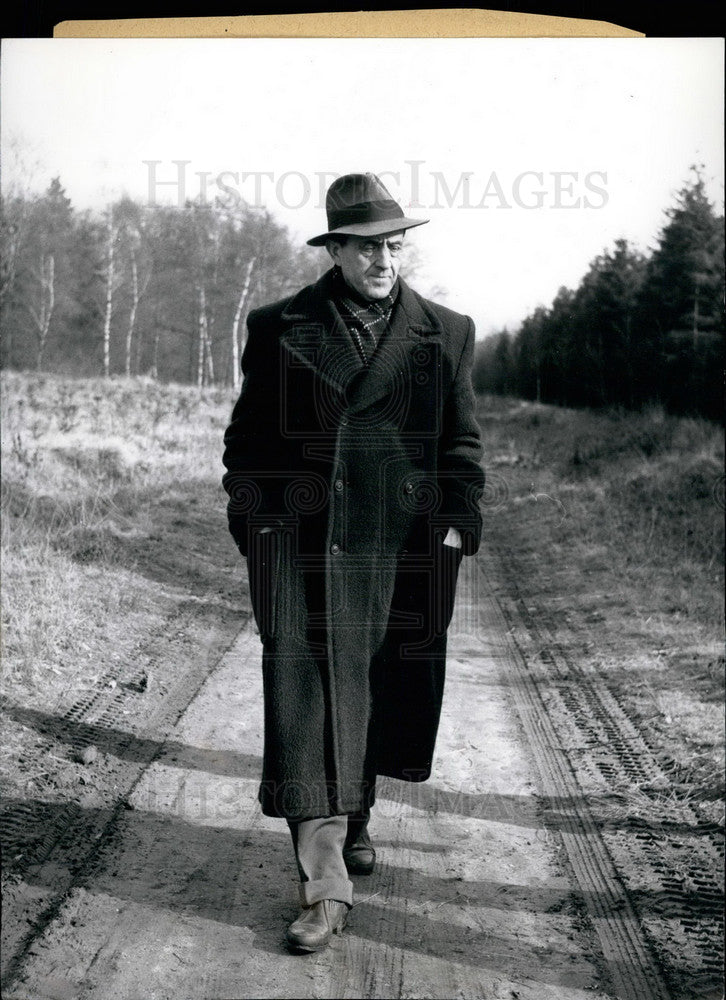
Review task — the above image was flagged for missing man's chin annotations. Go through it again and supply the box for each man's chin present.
[363,281,394,299]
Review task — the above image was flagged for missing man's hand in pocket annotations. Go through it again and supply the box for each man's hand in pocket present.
[443,526,462,548]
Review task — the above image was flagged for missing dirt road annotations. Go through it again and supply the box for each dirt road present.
[1,550,677,999]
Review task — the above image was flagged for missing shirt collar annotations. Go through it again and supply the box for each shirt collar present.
[332,267,400,312]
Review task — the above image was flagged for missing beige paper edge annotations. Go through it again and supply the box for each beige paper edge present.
[54,9,643,39]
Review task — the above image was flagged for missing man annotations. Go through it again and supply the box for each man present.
[222,173,485,953]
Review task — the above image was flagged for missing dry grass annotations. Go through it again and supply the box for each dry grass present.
[1,370,240,706]
[477,394,725,814]
[479,397,724,998]
[480,397,724,621]
[1,375,721,997]
[2,376,723,793]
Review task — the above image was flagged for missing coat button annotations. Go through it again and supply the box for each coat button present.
[330,542,341,554]
[404,481,414,493]
[334,479,344,492]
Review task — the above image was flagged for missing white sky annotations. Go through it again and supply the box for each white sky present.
[1,37,723,336]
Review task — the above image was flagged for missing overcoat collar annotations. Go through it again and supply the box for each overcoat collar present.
[280,268,443,414]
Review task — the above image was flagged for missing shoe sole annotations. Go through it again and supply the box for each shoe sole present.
[286,939,319,954]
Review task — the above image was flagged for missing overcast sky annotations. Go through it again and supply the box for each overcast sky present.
[1,37,723,336]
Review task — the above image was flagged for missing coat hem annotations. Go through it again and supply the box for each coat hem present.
[259,796,378,822]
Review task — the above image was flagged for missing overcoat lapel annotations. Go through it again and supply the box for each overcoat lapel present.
[279,270,443,413]
[279,273,364,395]
[346,278,443,415]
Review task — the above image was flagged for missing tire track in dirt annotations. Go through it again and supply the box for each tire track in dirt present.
[2,550,617,1000]
[485,536,724,1000]
[478,555,670,1000]
[0,605,243,993]
[321,553,611,999]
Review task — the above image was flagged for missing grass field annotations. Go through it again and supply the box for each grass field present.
[479,395,724,619]
[476,394,725,810]
[1,371,723,819]
[1,370,244,709]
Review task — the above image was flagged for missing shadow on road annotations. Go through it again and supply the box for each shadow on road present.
[1,792,682,994]
[3,702,717,854]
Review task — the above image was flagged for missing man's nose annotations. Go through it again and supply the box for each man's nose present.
[372,244,393,267]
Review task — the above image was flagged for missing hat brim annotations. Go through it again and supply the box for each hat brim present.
[307,216,428,247]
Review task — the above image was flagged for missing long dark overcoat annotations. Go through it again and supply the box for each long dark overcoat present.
[222,268,484,821]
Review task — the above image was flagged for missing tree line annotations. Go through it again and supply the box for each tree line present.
[473,169,724,421]
[0,179,324,389]
[1,169,723,419]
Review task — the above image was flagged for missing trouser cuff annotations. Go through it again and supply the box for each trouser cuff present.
[299,876,353,908]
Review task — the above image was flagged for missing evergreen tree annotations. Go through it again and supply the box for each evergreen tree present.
[572,241,647,408]
[485,168,722,420]
[640,166,724,416]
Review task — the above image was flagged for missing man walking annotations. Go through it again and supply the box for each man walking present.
[222,173,485,952]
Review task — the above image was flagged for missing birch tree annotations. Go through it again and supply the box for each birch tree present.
[19,179,72,371]
[101,207,117,378]
[231,255,256,390]
[124,229,152,377]
[27,252,55,370]
[187,204,221,389]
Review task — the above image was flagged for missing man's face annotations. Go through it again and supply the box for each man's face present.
[328,232,405,301]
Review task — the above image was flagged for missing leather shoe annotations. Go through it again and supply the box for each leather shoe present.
[343,828,376,876]
[285,899,349,953]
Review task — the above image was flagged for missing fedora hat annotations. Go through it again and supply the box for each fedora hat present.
[307,172,429,247]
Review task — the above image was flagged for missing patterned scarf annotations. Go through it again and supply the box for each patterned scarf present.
[332,268,400,366]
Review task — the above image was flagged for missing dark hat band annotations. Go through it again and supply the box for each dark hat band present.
[327,199,404,232]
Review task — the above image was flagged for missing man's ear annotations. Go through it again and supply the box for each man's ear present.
[325,237,347,265]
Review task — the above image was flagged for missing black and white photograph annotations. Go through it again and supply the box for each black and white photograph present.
[0,31,724,1000]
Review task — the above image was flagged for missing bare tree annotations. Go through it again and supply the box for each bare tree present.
[0,134,40,322]
[149,307,161,381]
[204,300,215,386]
[188,204,221,389]
[124,231,152,377]
[196,285,213,389]
[102,208,117,378]
[126,251,140,377]
[0,200,27,315]
[26,252,55,370]
[231,256,256,391]
[0,198,29,365]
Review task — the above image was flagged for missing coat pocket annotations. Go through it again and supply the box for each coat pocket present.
[246,528,280,642]
[434,530,464,634]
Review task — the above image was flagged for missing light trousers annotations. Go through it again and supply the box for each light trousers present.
[288,815,354,907]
